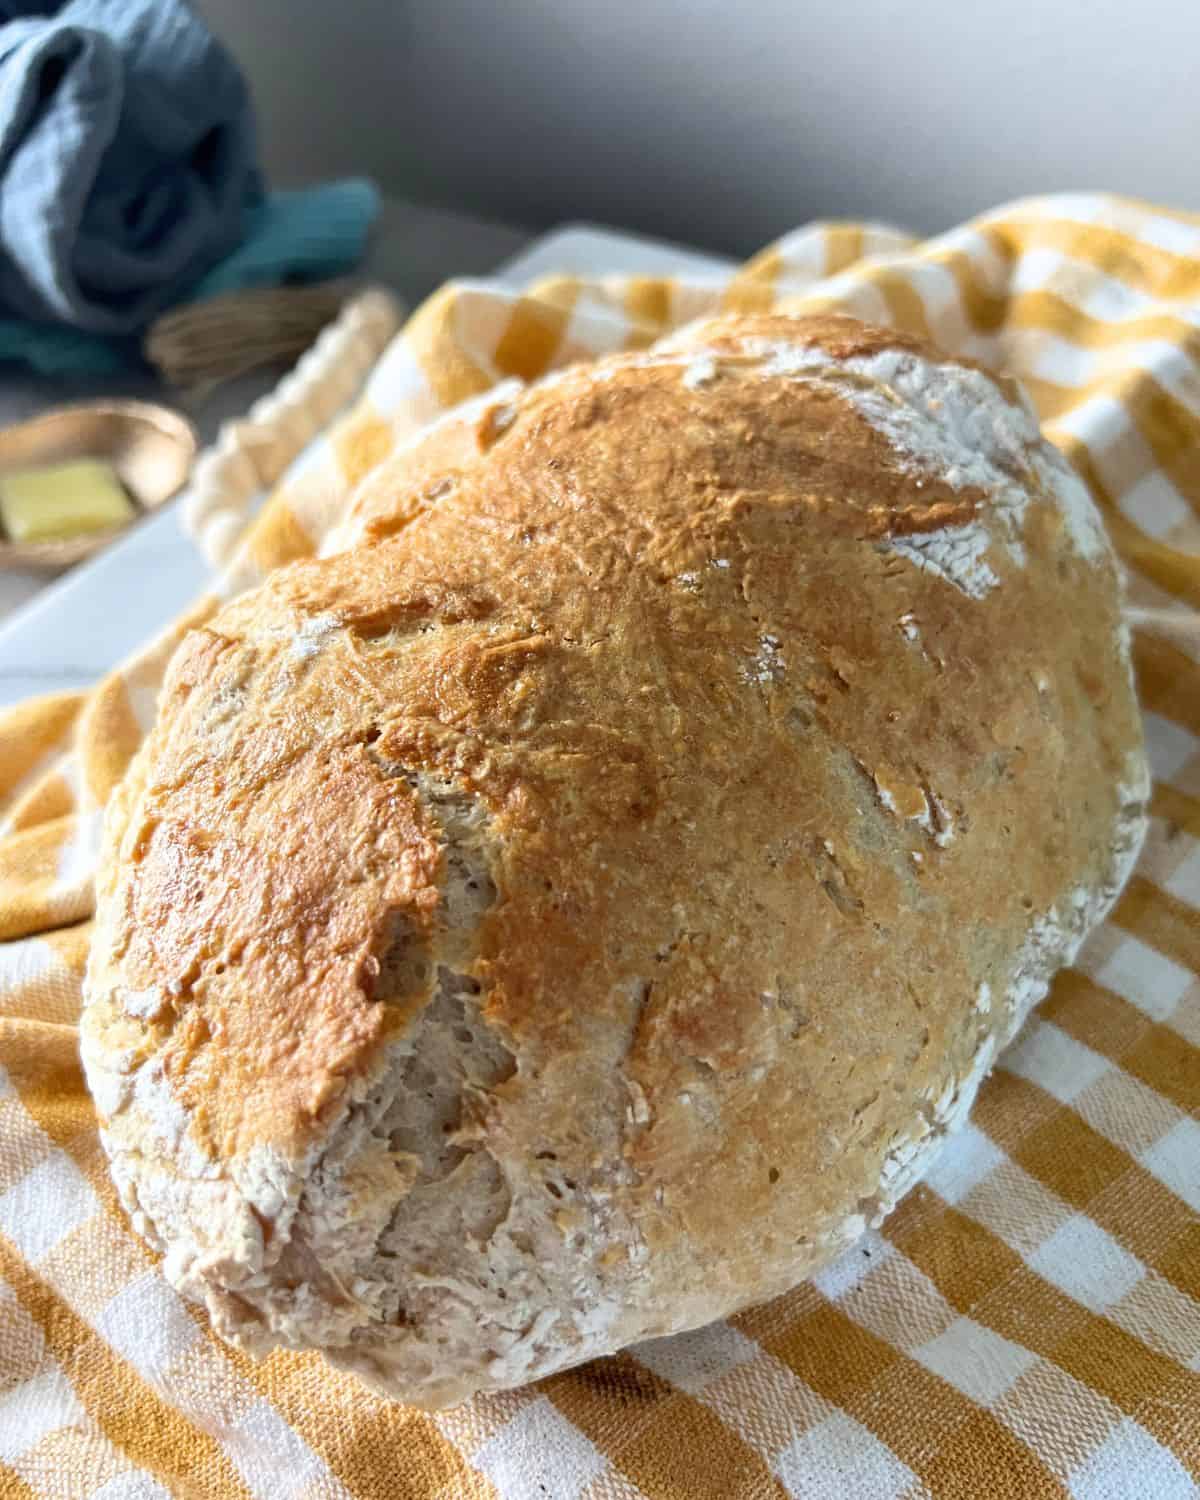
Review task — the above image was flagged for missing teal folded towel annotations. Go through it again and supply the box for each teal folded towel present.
[0,180,382,374]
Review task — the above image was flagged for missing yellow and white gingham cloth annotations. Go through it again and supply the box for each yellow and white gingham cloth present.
[1,192,1198,1499]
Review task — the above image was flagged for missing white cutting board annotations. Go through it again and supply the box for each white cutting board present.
[0,225,733,709]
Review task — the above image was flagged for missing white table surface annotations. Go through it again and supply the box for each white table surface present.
[0,203,729,708]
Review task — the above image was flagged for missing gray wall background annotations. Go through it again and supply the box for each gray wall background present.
[200,0,1200,255]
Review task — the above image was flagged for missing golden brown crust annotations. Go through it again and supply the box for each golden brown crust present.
[83,314,1147,1397]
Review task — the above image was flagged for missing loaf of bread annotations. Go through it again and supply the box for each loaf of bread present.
[81,315,1148,1409]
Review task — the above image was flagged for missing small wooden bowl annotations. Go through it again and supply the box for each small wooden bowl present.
[0,400,198,570]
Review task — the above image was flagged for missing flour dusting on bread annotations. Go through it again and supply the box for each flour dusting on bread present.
[665,332,1108,596]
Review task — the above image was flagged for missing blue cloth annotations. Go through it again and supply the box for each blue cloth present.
[0,1,379,372]
[0,181,381,373]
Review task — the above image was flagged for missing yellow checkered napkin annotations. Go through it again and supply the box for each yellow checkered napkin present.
[1,193,1198,1499]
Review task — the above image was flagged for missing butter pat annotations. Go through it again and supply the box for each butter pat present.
[0,459,135,543]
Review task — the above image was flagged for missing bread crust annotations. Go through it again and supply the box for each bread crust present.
[82,315,1148,1407]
